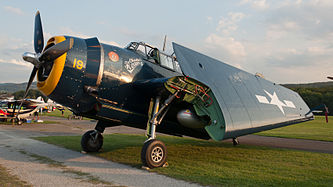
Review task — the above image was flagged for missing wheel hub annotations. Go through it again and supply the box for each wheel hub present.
[88,139,98,148]
[151,146,163,162]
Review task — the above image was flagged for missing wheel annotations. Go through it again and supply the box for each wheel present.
[17,120,23,125]
[232,137,239,146]
[81,130,103,152]
[141,139,167,168]
[15,118,23,125]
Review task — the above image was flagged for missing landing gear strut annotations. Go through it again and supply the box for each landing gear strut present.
[81,130,104,152]
[141,93,178,168]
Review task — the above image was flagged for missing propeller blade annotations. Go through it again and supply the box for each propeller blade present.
[38,38,74,62]
[16,67,38,119]
[328,76,333,80]
[34,11,44,54]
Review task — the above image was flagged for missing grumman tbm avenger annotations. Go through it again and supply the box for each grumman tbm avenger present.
[20,11,313,168]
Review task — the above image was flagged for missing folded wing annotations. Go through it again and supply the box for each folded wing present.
[173,42,313,140]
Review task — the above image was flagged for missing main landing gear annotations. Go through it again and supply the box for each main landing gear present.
[141,93,178,168]
[81,93,178,168]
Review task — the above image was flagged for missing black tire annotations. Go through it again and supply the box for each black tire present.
[141,139,167,168]
[17,119,23,125]
[232,138,239,146]
[81,130,103,152]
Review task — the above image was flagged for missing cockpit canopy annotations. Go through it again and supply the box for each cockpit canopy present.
[126,42,182,73]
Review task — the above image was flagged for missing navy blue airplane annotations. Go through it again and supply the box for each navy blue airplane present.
[21,11,313,168]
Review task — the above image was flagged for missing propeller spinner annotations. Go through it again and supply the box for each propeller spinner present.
[18,11,73,119]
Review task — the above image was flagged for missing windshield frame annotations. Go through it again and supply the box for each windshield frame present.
[126,42,182,73]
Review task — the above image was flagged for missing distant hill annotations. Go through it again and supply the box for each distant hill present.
[282,81,333,88]
[0,82,37,93]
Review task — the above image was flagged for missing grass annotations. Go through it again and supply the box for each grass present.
[41,108,91,120]
[35,134,333,186]
[41,108,72,118]
[256,116,333,141]
[0,164,31,186]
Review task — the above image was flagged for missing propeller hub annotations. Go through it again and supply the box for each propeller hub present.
[22,52,41,68]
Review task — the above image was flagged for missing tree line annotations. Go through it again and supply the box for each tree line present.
[13,89,48,101]
[284,85,333,116]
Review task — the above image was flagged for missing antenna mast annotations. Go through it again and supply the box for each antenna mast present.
[162,35,167,51]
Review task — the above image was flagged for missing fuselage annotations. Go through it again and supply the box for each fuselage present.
[36,36,209,138]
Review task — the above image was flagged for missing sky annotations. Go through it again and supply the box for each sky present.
[0,0,332,84]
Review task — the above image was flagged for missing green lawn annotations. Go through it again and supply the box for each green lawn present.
[256,116,333,141]
[41,108,90,120]
[41,108,72,118]
[35,134,333,186]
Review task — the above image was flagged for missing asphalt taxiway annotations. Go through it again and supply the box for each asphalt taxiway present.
[0,120,200,187]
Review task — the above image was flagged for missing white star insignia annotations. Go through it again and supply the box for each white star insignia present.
[255,90,296,115]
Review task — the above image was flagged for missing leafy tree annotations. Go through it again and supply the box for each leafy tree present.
[286,85,333,116]
[13,89,47,101]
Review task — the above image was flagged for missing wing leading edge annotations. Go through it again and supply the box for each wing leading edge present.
[173,42,313,140]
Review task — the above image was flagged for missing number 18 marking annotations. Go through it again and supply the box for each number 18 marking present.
[73,58,83,70]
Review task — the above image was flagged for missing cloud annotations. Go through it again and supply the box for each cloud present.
[252,0,269,9]
[217,12,245,35]
[59,27,120,47]
[309,0,333,6]
[0,58,32,68]
[244,0,333,81]
[119,27,141,38]
[100,40,121,47]
[0,35,33,68]
[266,21,300,40]
[202,12,247,67]
[3,6,24,15]
[202,1,333,83]
[267,0,333,40]
[239,0,269,10]
[260,62,333,83]
[205,34,246,57]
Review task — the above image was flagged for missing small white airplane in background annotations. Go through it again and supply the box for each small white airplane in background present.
[47,99,64,111]
[26,96,49,110]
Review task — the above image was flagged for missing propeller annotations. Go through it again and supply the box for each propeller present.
[328,76,333,80]
[17,11,73,121]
